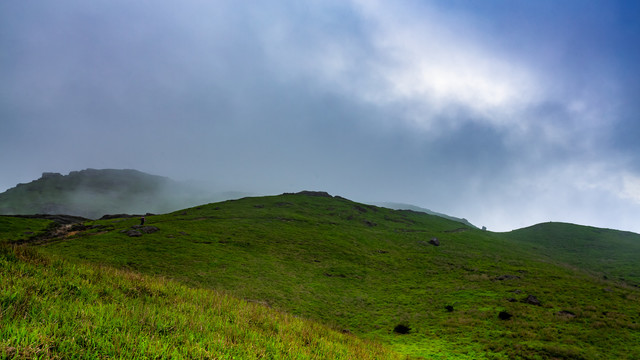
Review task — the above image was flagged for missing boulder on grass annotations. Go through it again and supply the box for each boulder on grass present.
[498,311,513,320]
[126,230,142,237]
[522,295,541,306]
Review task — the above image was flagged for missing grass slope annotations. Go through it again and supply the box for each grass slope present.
[0,216,53,242]
[29,193,640,359]
[0,243,401,359]
[500,222,640,286]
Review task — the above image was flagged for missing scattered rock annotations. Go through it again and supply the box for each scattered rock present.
[140,226,159,234]
[429,237,440,246]
[126,230,142,237]
[498,311,513,320]
[522,295,541,306]
[363,220,377,227]
[393,324,411,334]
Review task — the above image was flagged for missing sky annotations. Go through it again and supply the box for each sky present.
[2,0,640,233]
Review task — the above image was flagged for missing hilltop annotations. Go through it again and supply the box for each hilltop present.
[4,192,637,359]
[500,222,640,286]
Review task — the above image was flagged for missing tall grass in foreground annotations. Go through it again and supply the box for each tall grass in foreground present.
[0,244,404,359]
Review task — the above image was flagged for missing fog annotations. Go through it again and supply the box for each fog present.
[2,1,640,232]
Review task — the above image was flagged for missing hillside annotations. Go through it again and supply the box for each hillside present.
[376,202,477,228]
[0,169,230,219]
[0,234,400,359]
[15,192,640,359]
[499,222,640,286]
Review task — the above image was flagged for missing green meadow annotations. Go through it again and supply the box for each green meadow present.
[1,231,400,359]
[2,193,640,358]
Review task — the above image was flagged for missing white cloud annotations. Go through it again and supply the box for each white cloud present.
[338,0,543,132]
[621,173,640,204]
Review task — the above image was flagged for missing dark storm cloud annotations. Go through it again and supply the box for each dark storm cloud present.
[1,1,639,233]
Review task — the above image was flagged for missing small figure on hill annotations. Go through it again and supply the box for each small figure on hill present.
[140,216,145,225]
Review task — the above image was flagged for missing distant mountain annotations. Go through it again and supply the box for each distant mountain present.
[0,169,245,219]
[375,202,477,228]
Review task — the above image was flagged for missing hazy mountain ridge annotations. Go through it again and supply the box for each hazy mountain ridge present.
[0,169,245,219]
[0,169,473,227]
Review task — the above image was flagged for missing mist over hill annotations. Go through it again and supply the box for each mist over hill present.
[0,169,475,226]
[0,169,247,219]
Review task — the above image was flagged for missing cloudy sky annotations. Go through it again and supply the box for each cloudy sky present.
[2,0,640,233]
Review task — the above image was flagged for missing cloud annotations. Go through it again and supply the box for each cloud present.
[621,174,640,205]
[1,0,639,233]
[348,1,541,130]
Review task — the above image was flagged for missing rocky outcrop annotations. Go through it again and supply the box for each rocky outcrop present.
[295,191,333,197]
[125,230,143,237]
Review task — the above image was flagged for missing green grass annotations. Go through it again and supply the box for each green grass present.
[0,243,402,359]
[27,193,640,359]
[500,222,640,286]
[0,216,53,244]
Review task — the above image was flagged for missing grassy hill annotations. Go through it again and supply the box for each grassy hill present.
[499,222,640,286]
[375,202,477,228]
[0,237,399,359]
[5,192,637,359]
